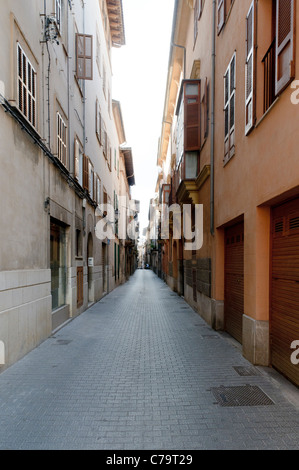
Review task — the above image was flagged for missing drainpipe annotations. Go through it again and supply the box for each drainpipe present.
[210,0,216,236]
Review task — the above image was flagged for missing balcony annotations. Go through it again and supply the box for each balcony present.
[262,39,276,113]
[175,79,201,204]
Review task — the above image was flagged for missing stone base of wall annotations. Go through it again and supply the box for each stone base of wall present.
[242,314,269,366]
[0,269,52,371]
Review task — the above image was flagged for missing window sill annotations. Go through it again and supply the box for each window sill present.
[223,148,235,167]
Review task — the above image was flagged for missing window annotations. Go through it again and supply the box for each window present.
[194,0,199,42]
[201,78,209,144]
[57,112,68,167]
[218,0,225,33]
[198,0,203,19]
[88,160,94,200]
[76,33,93,80]
[83,154,89,191]
[96,32,101,75]
[96,176,102,205]
[224,53,236,164]
[218,0,234,33]
[275,0,295,95]
[17,43,36,128]
[102,63,106,97]
[108,87,111,116]
[175,80,201,182]
[102,122,107,158]
[95,99,103,145]
[55,0,62,32]
[74,137,83,186]
[245,1,255,135]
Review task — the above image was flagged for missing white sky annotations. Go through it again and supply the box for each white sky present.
[112,0,175,235]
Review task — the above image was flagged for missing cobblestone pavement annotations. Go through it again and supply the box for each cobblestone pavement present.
[0,270,298,450]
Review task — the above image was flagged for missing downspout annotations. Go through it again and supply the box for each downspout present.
[44,0,51,150]
[210,0,216,236]
[82,1,86,155]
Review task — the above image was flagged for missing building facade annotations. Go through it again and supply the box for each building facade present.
[0,0,137,371]
[154,0,299,387]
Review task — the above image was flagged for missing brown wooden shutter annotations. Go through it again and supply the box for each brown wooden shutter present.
[83,154,89,190]
[245,1,256,135]
[218,0,225,33]
[76,33,93,80]
[184,81,201,151]
[275,0,295,95]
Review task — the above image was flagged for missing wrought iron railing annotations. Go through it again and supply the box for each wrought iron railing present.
[262,39,276,113]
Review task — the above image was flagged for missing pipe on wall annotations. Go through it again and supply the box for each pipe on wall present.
[210,0,216,236]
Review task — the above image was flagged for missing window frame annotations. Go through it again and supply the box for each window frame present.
[17,42,37,129]
[55,0,62,33]
[224,52,236,165]
[74,136,83,186]
[57,111,68,168]
[76,33,93,81]
[245,0,255,135]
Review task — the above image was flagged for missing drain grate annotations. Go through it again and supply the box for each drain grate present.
[233,366,261,377]
[211,385,274,407]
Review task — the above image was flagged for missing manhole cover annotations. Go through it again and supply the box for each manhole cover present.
[233,366,260,377]
[211,385,274,407]
[54,339,72,345]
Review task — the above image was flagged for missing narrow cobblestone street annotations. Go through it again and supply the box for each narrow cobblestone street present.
[0,270,298,450]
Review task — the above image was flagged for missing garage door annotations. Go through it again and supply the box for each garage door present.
[271,198,299,387]
[225,223,244,344]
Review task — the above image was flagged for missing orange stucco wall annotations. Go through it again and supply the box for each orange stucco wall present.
[213,0,299,322]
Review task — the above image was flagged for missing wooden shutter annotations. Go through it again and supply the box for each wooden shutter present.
[76,33,93,80]
[275,0,295,95]
[88,160,94,199]
[218,0,225,33]
[245,1,255,135]
[83,154,89,190]
[74,138,80,180]
[184,80,201,151]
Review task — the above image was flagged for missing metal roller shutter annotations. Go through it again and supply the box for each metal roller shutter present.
[224,223,244,344]
[271,198,299,387]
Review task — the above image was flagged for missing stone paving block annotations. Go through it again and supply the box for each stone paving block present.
[0,270,298,450]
